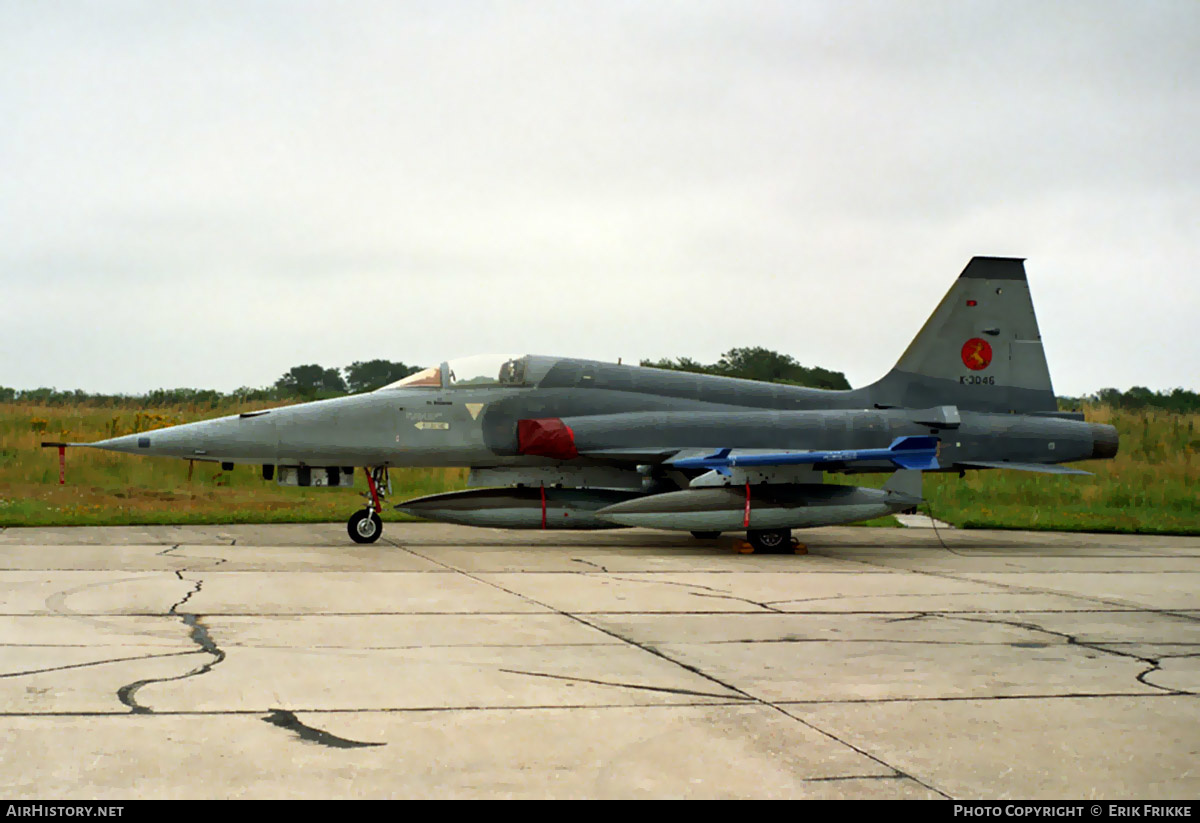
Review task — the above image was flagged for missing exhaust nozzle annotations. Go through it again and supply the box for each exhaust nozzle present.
[1089,424,1119,460]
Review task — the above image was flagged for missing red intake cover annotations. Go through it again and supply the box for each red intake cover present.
[517,418,579,460]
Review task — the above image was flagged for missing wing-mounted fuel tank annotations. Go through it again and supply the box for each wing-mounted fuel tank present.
[396,487,642,529]
[398,464,666,529]
[595,472,924,532]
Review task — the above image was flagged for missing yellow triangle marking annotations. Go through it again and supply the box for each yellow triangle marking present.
[465,403,484,420]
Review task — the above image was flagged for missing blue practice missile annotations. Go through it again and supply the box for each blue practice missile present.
[668,435,939,474]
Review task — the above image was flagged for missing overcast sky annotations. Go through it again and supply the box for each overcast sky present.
[2,1,1197,397]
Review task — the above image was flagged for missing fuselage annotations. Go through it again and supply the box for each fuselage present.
[88,354,1117,473]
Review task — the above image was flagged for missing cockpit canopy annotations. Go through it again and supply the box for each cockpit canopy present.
[377,354,531,391]
[382,366,442,389]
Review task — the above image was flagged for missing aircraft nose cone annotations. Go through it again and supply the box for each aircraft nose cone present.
[88,432,153,455]
[1089,424,1119,460]
[89,422,214,458]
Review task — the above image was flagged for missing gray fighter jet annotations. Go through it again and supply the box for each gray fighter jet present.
[59,257,1118,550]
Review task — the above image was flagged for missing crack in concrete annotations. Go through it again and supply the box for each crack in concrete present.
[262,708,385,748]
[944,614,1196,697]
[0,650,202,679]
[158,544,228,567]
[571,558,609,572]
[853,552,1200,625]
[773,691,1186,705]
[677,590,783,610]
[42,573,192,645]
[171,571,201,612]
[604,574,781,612]
[116,572,227,714]
[496,667,749,700]
[833,554,1200,698]
[45,576,155,619]
[763,590,1001,607]
[146,547,381,749]
[884,612,932,623]
[603,575,733,596]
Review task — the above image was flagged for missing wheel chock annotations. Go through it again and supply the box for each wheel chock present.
[735,539,808,555]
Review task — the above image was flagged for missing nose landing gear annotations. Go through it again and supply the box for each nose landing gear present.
[348,466,390,544]
[349,509,383,543]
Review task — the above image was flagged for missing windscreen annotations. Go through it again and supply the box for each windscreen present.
[446,354,529,388]
[378,366,442,390]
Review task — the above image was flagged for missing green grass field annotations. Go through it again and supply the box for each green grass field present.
[1,401,467,527]
[923,405,1199,534]
[1,401,1196,534]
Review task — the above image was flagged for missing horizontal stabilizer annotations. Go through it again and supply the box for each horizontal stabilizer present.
[669,436,940,473]
[957,460,1092,475]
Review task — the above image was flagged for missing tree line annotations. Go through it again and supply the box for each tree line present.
[273,360,421,397]
[640,346,851,390]
[0,359,421,408]
[2,350,1197,412]
[1061,386,1200,414]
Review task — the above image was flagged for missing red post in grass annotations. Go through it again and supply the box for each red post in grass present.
[58,446,65,485]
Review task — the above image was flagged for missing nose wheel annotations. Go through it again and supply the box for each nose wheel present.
[347,466,390,544]
[348,509,383,543]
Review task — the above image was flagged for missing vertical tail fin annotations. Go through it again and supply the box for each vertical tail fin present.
[869,257,1057,413]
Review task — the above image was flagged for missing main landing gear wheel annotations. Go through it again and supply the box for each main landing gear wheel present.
[348,509,383,544]
[690,530,721,540]
[746,528,792,553]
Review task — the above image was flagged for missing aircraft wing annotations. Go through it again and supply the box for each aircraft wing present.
[955,460,1092,475]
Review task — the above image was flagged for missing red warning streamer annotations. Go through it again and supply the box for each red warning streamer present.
[365,469,381,512]
[743,481,751,528]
